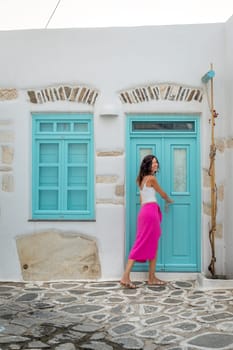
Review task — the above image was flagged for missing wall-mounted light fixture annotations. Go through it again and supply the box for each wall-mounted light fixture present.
[99,104,119,117]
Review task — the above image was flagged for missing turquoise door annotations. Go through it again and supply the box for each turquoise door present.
[126,115,201,272]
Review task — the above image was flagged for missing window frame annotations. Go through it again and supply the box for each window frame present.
[31,113,95,220]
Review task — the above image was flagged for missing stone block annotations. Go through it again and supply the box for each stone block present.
[16,230,101,281]
[203,202,211,216]
[1,146,14,164]
[215,138,225,153]
[0,166,12,172]
[0,131,14,143]
[203,168,210,187]
[96,175,118,183]
[96,151,123,157]
[2,174,14,192]
[226,138,233,148]
[0,120,12,126]
[0,89,18,100]
[115,184,124,196]
[216,223,223,239]
[96,197,124,205]
[217,184,224,201]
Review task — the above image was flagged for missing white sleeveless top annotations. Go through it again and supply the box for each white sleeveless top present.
[140,182,157,204]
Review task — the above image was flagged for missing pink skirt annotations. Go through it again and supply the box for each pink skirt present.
[129,202,162,262]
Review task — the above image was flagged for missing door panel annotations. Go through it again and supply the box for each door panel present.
[126,116,200,272]
[162,138,198,271]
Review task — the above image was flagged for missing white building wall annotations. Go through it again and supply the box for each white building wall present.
[224,16,233,278]
[0,21,231,281]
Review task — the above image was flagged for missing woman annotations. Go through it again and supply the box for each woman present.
[120,154,173,289]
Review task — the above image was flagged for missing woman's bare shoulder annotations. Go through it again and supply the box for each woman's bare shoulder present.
[147,175,157,185]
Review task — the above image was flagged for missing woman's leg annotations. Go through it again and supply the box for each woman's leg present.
[148,256,157,284]
[148,254,167,285]
[120,259,136,288]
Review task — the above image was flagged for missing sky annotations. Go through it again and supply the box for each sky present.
[0,0,233,31]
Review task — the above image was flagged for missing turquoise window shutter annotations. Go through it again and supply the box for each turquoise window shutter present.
[65,141,88,211]
[32,113,94,220]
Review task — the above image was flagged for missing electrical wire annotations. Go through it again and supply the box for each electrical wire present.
[45,0,62,28]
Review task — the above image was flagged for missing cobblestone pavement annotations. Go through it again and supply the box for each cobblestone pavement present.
[1,280,233,350]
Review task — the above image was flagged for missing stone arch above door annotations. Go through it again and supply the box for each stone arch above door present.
[118,83,203,104]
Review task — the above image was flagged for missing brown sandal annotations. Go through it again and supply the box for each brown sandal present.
[120,281,137,289]
[147,279,167,286]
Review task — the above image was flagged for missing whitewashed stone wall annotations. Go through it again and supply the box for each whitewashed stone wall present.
[0,21,232,281]
[0,89,17,193]
[0,119,14,192]
[0,83,231,280]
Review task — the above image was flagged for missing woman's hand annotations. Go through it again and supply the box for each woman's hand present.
[165,198,173,212]
[166,198,173,204]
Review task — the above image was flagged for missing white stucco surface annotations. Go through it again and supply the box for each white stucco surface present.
[0,19,232,281]
[224,16,233,278]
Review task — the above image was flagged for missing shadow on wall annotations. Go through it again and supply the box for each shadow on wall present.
[16,230,101,281]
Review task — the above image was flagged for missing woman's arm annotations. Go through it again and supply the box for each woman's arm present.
[149,176,173,203]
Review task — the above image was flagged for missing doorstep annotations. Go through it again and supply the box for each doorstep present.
[131,271,198,282]
[196,273,233,290]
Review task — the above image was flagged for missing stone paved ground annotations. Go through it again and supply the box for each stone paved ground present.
[0,280,233,349]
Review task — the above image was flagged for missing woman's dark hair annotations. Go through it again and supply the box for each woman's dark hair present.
[136,154,159,186]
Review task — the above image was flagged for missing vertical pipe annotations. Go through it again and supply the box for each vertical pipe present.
[208,63,217,277]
